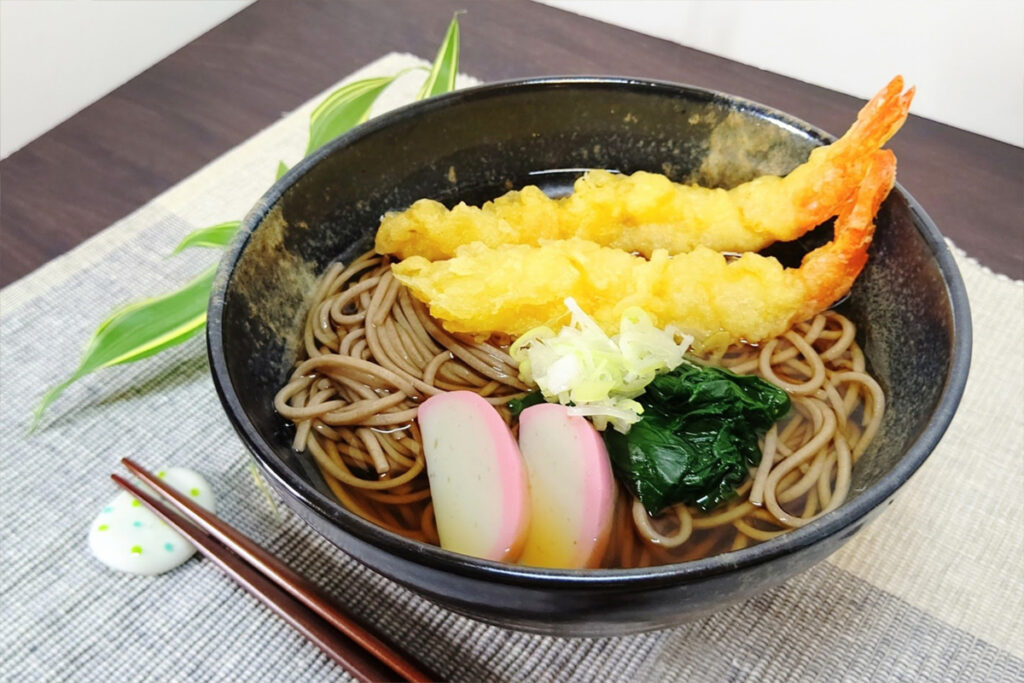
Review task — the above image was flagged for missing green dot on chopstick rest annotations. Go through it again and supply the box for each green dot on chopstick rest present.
[130,545,143,555]
[189,488,200,497]
[130,499,141,508]
[97,524,109,532]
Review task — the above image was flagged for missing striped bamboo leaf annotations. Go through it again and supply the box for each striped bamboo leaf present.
[170,221,240,254]
[417,13,462,100]
[32,266,216,430]
[305,75,400,155]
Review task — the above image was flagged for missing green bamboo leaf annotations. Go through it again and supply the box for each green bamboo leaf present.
[170,221,240,254]
[31,266,216,430]
[276,161,289,179]
[417,13,462,100]
[305,75,401,155]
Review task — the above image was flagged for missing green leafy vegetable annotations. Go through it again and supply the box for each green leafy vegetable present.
[507,390,545,418]
[603,363,790,514]
[34,15,463,428]
[417,13,462,100]
[170,221,240,254]
[31,266,216,431]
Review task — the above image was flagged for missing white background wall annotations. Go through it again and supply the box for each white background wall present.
[1,0,1021,159]
[0,0,255,158]
[538,0,1023,147]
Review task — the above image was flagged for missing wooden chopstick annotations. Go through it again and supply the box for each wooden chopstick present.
[112,458,436,682]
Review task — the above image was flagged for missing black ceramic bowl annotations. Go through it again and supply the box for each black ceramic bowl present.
[208,78,971,636]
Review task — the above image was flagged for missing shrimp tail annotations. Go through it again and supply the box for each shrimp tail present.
[744,76,912,246]
[834,76,915,159]
[795,150,897,321]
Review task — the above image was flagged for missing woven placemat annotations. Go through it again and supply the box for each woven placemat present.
[2,53,1021,681]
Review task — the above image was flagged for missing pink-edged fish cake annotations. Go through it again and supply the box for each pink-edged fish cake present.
[418,391,530,562]
[518,403,617,569]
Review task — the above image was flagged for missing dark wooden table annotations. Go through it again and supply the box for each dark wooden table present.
[2,0,1022,286]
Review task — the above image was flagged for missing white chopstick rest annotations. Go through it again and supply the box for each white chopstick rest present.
[88,467,216,575]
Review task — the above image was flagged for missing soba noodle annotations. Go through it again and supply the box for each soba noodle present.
[274,250,885,567]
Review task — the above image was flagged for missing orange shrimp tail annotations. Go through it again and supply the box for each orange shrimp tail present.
[795,150,897,320]
[806,76,909,186]
[784,77,911,243]
[835,77,914,159]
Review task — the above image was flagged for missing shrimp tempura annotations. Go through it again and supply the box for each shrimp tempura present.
[377,77,912,261]
[393,152,896,349]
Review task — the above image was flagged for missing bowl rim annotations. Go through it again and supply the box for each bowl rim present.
[207,75,972,589]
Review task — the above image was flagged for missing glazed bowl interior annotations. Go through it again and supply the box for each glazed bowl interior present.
[208,78,970,630]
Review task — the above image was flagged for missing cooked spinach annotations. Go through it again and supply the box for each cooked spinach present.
[507,390,545,418]
[603,363,790,514]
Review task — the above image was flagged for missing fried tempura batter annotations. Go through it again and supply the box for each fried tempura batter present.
[377,78,913,261]
[393,152,895,348]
